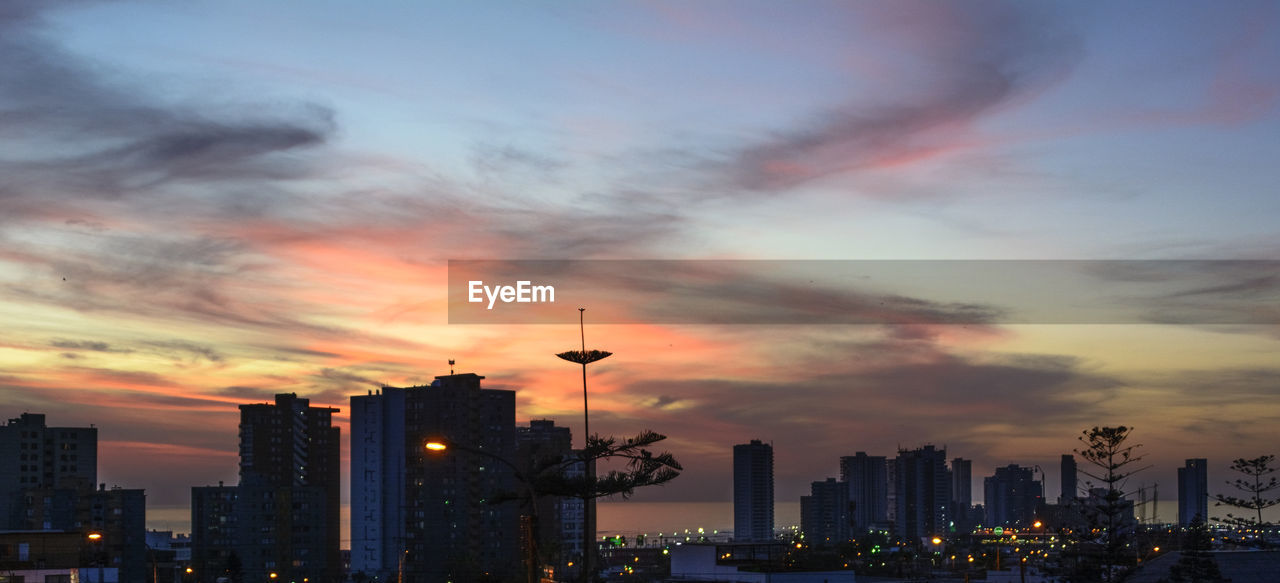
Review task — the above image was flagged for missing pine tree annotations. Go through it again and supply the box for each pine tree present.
[1072,426,1146,583]
[1213,455,1279,530]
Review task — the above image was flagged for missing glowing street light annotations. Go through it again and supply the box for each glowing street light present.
[425,441,447,451]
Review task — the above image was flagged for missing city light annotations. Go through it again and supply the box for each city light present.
[425,442,447,451]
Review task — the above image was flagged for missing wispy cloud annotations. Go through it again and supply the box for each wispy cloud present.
[713,2,1081,193]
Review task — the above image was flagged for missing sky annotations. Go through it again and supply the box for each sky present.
[2,0,1279,533]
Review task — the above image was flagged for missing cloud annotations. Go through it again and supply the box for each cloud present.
[51,339,131,353]
[146,340,225,364]
[712,2,1081,193]
[0,2,335,227]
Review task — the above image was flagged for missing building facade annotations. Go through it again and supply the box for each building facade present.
[1178,458,1209,526]
[950,458,974,532]
[191,394,340,583]
[237,393,341,583]
[733,440,774,542]
[839,452,887,533]
[983,464,1043,527]
[1060,454,1077,505]
[894,445,951,541]
[190,483,238,583]
[351,374,520,583]
[800,478,851,546]
[0,413,98,529]
[1,414,145,583]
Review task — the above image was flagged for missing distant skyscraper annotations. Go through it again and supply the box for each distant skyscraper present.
[1060,454,1077,504]
[983,464,1043,527]
[1178,458,1208,525]
[894,445,951,540]
[840,453,888,532]
[236,393,341,583]
[351,374,520,583]
[733,440,774,542]
[800,478,850,546]
[950,458,973,532]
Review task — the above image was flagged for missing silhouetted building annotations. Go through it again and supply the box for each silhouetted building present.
[516,419,585,578]
[801,478,851,546]
[0,413,97,528]
[191,483,237,583]
[894,445,950,541]
[351,374,520,583]
[733,440,774,542]
[951,457,975,532]
[350,385,406,581]
[1,414,144,583]
[237,393,341,583]
[840,452,888,533]
[1178,458,1209,526]
[90,485,147,583]
[191,395,339,583]
[984,464,1043,527]
[1060,454,1077,504]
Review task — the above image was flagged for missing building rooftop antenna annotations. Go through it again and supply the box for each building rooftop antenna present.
[448,359,455,375]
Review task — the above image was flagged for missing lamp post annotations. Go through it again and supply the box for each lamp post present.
[425,439,541,583]
[556,308,610,583]
[87,532,104,583]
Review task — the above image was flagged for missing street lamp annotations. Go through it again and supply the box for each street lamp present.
[87,532,105,583]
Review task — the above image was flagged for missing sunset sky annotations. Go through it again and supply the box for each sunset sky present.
[2,0,1279,533]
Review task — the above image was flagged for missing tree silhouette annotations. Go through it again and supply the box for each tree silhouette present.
[1070,426,1147,583]
[1213,455,1279,532]
[481,430,681,583]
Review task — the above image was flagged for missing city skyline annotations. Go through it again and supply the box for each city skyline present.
[2,0,1279,538]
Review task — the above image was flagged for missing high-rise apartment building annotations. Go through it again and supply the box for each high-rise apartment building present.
[237,393,341,583]
[351,374,520,583]
[839,453,887,533]
[733,440,774,542]
[950,458,973,532]
[350,386,407,581]
[800,478,851,546]
[191,394,340,583]
[0,413,97,528]
[1060,454,1077,504]
[983,464,1043,527]
[190,483,238,582]
[1178,458,1208,526]
[894,445,950,540]
[2,413,144,582]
